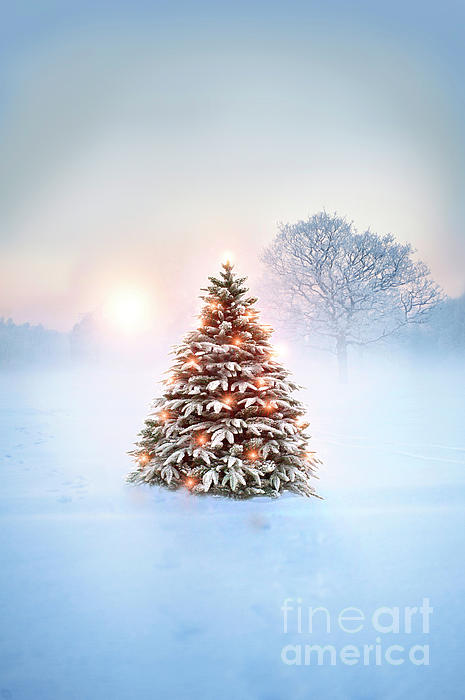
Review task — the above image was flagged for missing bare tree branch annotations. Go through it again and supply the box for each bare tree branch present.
[261,211,443,380]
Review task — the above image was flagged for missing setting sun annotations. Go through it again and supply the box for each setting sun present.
[104,287,152,333]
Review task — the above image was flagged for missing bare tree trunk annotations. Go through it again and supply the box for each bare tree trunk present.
[336,334,348,383]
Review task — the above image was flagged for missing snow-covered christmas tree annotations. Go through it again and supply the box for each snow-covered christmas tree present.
[127,263,320,498]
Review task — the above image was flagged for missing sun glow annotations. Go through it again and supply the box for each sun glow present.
[104,287,152,333]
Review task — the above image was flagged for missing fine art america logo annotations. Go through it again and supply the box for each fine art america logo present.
[280,598,432,667]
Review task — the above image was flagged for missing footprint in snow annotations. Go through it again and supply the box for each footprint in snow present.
[175,624,204,640]
[57,495,72,503]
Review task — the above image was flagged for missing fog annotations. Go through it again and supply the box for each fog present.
[1,333,464,697]
[2,1,465,696]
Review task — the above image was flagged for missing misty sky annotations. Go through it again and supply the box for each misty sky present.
[1,0,465,331]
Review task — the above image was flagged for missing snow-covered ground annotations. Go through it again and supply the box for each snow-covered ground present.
[1,362,464,699]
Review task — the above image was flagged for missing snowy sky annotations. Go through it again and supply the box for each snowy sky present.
[1,0,465,330]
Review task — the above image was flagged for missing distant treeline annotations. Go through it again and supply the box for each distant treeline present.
[0,318,70,366]
[0,295,464,368]
[406,294,465,356]
[0,314,99,367]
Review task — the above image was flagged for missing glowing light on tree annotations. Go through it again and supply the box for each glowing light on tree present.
[272,343,288,359]
[221,250,235,266]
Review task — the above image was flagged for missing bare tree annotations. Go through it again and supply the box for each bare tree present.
[262,211,442,381]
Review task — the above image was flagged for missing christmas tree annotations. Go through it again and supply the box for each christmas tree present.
[127,263,321,498]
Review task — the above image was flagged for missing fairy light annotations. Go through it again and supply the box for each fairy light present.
[197,434,208,445]
[248,450,258,460]
[185,477,196,489]
[256,378,266,387]
[187,357,200,369]
[264,402,274,412]
[139,453,149,464]
[221,250,235,266]
[272,342,288,359]
[223,395,233,406]
[160,411,169,421]
[232,338,242,346]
